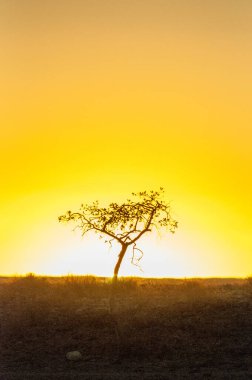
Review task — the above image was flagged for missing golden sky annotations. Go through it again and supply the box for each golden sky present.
[1,0,252,277]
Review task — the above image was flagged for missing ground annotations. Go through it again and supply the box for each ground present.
[1,275,252,379]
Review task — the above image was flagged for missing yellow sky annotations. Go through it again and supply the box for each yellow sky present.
[1,0,252,277]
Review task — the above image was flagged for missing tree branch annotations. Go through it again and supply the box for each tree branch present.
[129,208,156,244]
[131,243,144,272]
[68,212,123,244]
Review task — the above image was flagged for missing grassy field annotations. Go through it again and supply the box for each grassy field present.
[1,275,252,379]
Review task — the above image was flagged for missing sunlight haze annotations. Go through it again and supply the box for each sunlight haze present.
[1,0,252,277]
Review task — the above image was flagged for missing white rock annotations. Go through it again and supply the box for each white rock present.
[66,351,82,361]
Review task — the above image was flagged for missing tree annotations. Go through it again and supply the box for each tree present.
[58,188,178,281]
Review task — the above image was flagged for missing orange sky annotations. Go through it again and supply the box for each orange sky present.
[1,0,252,277]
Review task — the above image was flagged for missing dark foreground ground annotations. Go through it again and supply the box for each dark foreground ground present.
[0,275,252,379]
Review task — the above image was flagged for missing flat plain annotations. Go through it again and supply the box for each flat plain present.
[1,275,252,379]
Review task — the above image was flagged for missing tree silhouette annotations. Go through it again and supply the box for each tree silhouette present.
[58,188,178,281]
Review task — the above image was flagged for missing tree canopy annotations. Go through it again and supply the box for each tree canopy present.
[59,188,178,279]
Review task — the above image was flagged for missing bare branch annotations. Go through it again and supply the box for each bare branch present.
[131,243,144,273]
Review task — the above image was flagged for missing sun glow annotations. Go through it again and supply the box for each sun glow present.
[1,1,252,278]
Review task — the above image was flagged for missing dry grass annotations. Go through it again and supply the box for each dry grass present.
[0,275,252,379]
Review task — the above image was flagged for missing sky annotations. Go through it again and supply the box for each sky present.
[0,0,252,277]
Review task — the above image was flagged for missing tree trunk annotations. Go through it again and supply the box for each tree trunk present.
[113,244,127,282]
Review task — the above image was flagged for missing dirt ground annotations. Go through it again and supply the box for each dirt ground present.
[0,275,252,379]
